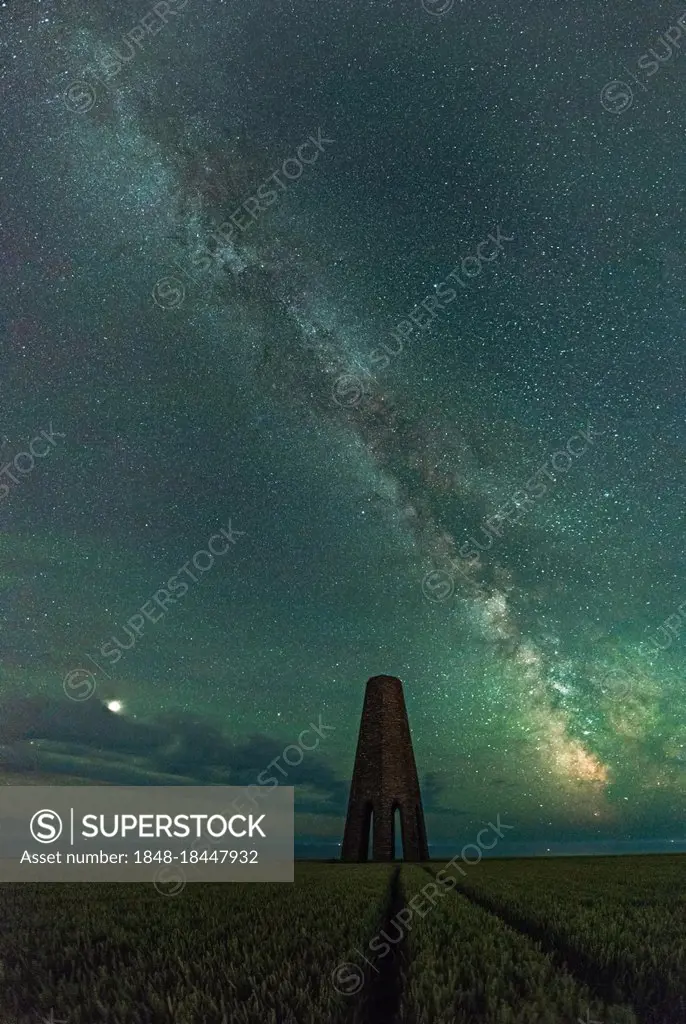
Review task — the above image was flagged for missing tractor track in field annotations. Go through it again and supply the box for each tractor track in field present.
[357,865,406,1024]
[419,865,684,1024]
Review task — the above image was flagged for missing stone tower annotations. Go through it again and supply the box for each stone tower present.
[341,675,429,862]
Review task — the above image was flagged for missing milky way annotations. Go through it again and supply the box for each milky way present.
[1,0,684,854]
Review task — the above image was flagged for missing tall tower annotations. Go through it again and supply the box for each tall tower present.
[341,675,429,862]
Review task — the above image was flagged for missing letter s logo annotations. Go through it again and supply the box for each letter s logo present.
[30,809,63,843]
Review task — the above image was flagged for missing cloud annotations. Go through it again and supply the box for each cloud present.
[0,692,345,816]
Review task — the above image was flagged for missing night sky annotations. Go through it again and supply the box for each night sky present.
[1,0,685,856]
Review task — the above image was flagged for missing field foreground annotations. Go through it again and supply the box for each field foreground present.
[0,855,684,1024]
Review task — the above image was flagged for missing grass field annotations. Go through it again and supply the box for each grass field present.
[0,855,683,1023]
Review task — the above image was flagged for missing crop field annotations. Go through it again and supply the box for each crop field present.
[0,855,683,1023]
